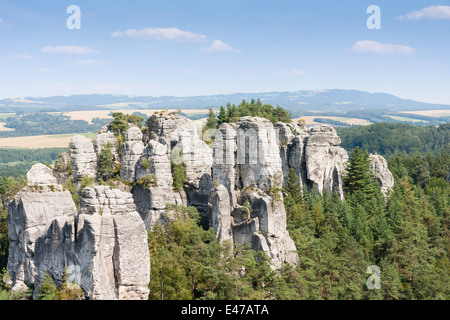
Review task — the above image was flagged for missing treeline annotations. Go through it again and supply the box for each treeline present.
[338,122,450,157]
[0,113,109,138]
[0,148,66,178]
[203,99,292,131]
[313,118,351,127]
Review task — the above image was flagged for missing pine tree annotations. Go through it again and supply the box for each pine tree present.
[37,272,58,300]
[204,108,218,131]
[284,168,302,205]
[218,106,228,125]
[98,143,115,181]
[344,147,377,198]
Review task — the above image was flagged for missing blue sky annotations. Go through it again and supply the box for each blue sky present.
[1,0,450,104]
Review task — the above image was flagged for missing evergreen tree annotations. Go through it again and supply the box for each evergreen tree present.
[98,143,115,181]
[284,168,302,206]
[344,147,377,198]
[204,108,218,131]
[217,106,228,125]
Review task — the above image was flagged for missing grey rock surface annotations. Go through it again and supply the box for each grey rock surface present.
[120,127,145,182]
[70,135,98,182]
[32,186,150,300]
[26,163,58,186]
[94,131,119,163]
[369,154,395,197]
[7,183,77,291]
[304,125,348,200]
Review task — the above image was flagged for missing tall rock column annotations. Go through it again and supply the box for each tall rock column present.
[369,154,394,198]
[304,125,348,200]
[33,186,150,300]
[210,117,299,269]
[120,127,145,182]
[7,164,78,291]
[70,135,98,182]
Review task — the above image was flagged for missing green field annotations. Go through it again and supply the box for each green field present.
[386,115,429,123]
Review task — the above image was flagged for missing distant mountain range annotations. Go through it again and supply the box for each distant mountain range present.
[1,89,450,114]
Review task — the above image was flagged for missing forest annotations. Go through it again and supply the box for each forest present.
[0,107,448,300]
[0,113,109,138]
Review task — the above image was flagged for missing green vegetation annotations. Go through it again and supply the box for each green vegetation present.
[148,205,295,300]
[171,160,187,192]
[212,99,292,127]
[97,143,115,181]
[338,123,450,157]
[343,147,377,198]
[282,151,449,299]
[0,148,66,178]
[109,112,144,136]
[0,113,109,138]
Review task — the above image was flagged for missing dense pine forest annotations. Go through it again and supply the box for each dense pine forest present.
[0,107,448,300]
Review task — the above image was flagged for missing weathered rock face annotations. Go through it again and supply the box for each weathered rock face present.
[70,135,98,182]
[53,152,72,184]
[236,117,283,190]
[369,154,395,197]
[211,117,299,268]
[120,127,145,182]
[33,186,150,300]
[304,125,348,200]
[211,185,233,243]
[26,163,58,186]
[133,111,213,229]
[94,131,119,163]
[79,186,137,216]
[7,172,78,291]
[147,111,213,186]
[132,186,187,229]
[135,140,173,188]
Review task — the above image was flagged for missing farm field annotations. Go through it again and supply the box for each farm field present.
[63,109,209,124]
[399,109,450,117]
[293,116,372,126]
[386,115,429,123]
[0,123,15,132]
[0,133,96,149]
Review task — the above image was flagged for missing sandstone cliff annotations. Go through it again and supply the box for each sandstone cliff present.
[6,112,395,299]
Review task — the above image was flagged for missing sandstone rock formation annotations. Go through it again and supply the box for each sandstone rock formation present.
[6,112,395,300]
[94,131,120,163]
[53,152,72,184]
[211,117,299,268]
[32,186,150,300]
[120,127,145,182]
[304,125,348,200]
[7,165,77,292]
[70,135,98,182]
[369,154,395,197]
[133,111,212,229]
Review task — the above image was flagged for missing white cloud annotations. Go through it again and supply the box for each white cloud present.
[397,5,450,21]
[111,27,207,42]
[75,59,107,66]
[348,40,415,55]
[200,40,241,53]
[8,54,34,60]
[0,18,3,27]
[278,69,306,76]
[41,46,99,54]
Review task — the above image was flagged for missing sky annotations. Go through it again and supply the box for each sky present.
[1,0,450,104]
